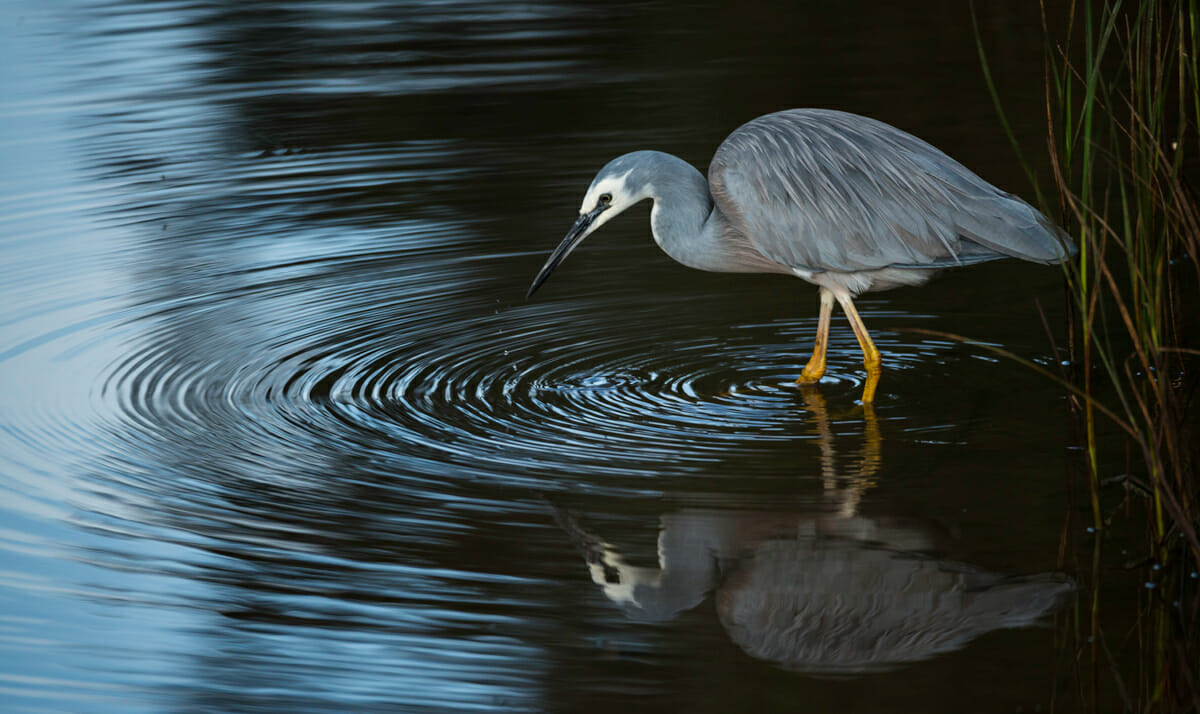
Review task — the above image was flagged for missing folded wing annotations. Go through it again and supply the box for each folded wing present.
[708,109,1075,274]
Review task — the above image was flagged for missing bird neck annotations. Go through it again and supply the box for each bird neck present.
[645,155,726,272]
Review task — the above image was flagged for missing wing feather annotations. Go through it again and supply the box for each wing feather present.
[707,109,1074,274]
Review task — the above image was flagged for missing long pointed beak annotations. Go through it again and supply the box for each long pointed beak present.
[526,205,607,298]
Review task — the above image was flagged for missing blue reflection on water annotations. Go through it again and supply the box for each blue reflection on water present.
[0,0,1077,711]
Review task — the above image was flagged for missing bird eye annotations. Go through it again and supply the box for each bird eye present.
[598,193,613,205]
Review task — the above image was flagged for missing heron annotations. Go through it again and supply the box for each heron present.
[527,109,1076,402]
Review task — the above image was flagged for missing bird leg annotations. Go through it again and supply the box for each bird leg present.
[834,293,882,403]
[796,287,834,384]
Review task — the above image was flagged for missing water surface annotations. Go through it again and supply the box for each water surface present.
[1,1,1088,711]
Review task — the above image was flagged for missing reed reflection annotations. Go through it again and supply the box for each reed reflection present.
[553,389,1075,673]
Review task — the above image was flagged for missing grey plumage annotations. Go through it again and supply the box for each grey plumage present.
[527,108,1077,400]
[708,109,1073,277]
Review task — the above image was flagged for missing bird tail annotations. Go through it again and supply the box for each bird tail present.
[957,192,1078,265]
[964,572,1077,628]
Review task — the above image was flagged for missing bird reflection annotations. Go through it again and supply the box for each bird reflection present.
[553,389,1074,673]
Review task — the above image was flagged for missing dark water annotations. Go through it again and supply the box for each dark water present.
[1,1,1091,712]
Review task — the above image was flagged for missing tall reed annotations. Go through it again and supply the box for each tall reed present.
[979,0,1199,710]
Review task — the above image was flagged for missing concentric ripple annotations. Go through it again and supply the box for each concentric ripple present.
[0,0,1083,711]
[89,247,963,498]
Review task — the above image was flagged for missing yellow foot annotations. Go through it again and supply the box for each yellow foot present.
[796,359,826,384]
[859,368,881,404]
[795,370,824,385]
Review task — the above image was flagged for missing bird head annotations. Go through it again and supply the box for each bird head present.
[526,153,654,298]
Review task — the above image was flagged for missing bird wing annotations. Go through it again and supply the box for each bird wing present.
[707,109,1072,274]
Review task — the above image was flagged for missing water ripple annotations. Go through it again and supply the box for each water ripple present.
[82,254,961,503]
[0,0,1079,710]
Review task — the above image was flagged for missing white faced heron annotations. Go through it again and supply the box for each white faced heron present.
[527,109,1076,402]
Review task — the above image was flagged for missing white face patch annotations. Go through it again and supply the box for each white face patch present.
[579,169,633,214]
[572,168,647,242]
[585,548,662,607]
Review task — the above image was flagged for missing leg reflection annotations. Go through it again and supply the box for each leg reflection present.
[798,385,879,517]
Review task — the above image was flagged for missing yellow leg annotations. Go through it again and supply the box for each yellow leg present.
[796,288,834,384]
[833,293,882,403]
